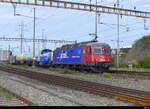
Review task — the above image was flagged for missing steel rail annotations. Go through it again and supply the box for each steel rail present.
[109,70,150,79]
[0,65,150,106]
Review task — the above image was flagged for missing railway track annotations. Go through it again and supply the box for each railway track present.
[0,65,150,106]
[0,86,34,106]
[109,70,150,80]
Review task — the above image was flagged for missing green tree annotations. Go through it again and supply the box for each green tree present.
[128,60,139,68]
[111,54,116,66]
[138,56,150,68]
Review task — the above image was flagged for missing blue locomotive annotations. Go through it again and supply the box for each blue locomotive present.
[34,49,53,67]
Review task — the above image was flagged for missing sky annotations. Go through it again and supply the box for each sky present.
[0,0,150,56]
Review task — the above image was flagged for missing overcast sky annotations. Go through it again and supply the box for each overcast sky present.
[0,0,150,56]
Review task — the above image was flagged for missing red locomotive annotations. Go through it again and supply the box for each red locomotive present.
[53,40,111,72]
[80,41,111,72]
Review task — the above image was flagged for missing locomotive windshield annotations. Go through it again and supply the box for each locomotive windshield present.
[104,48,111,54]
[41,49,52,54]
[92,48,101,54]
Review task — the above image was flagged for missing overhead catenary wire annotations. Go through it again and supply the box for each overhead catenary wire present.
[0,0,150,53]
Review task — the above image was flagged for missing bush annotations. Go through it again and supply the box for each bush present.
[128,60,139,68]
[138,56,150,68]
[120,64,128,68]
[111,55,116,66]
[102,72,111,78]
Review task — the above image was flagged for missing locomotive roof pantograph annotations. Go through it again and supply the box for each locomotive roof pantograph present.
[56,40,110,50]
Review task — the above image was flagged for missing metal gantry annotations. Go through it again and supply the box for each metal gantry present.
[0,0,150,18]
[0,0,150,66]
[0,37,76,44]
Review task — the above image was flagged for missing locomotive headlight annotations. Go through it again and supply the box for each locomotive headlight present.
[100,56,105,58]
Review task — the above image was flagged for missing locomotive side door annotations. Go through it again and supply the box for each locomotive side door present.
[81,46,91,63]
[86,46,91,63]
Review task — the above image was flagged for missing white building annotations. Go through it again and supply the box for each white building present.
[0,50,11,61]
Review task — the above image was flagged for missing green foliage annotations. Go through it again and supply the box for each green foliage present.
[4,94,14,100]
[120,48,130,54]
[138,35,150,43]
[0,87,5,92]
[102,72,111,78]
[128,60,139,68]
[49,67,73,74]
[32,104,38,106]
[138,56,150,68]
[111,55,116,66]
[62,68,72,74]
[119,64,128,68]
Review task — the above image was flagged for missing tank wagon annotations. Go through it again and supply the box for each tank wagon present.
[9,55,33,66]
[34,40,111,72]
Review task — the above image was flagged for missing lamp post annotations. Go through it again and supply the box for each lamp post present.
[117,0,120,69]
[33,8,36,57]
[16,8,36,57]
[0,45,3,61]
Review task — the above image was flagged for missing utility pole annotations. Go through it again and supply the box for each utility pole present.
[12,3,17,16]
[117,0,120,68]
[28,46,31,53]
[42,29,46,49]
[8,45,11,61]
[19,22,24,55]
[33,8,36,57]
[95,0,98,41]
[144,19,148,30]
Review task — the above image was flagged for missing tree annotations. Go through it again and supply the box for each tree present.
[128,60,138,68]
[138,56,150,68]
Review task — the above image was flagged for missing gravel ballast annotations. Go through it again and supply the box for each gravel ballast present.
[24,66,150,92]
[0,70,134,106]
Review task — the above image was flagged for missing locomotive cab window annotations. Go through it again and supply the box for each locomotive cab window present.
[92,48,101,54]
[104,48,111,54]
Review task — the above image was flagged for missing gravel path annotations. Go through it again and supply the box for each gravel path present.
[0,70,134,106]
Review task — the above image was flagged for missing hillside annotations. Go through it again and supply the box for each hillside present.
[120,35,150,64]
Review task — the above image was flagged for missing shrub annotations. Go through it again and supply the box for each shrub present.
[111,55,116,66]
[4,94,14,100]
[63,68,70,73]
[120,48,130,54]
[102,72,111,78]
[128,60,139,68]
[120,64,128,68]
[138,56,150,68]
